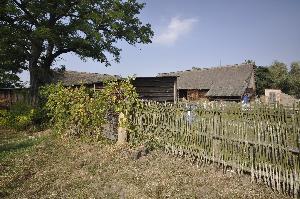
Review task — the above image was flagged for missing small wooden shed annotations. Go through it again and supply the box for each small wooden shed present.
[132,77,177,102]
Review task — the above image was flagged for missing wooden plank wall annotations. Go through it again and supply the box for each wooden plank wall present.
[132,77,177,102]
[187,89,209,101]
[0,88,31,108]
[129,102,300,198]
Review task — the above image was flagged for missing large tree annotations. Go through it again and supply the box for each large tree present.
[0,0,153,94]
[0,19,28,88]
[0,69,22,88]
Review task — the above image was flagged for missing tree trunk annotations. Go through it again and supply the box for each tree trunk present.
[29,41,52,104]
[29,65,52,103]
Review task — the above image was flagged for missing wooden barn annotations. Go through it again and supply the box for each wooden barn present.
[0,88,31,108]
[53,71,177,102]
[132,76,177,102]
[159,64,256,102]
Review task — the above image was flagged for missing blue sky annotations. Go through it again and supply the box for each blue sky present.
[20,0,300,82]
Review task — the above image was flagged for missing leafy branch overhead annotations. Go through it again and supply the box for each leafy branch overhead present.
[0,0,153,90]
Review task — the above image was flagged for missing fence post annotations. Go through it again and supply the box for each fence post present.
[117,112,127,145]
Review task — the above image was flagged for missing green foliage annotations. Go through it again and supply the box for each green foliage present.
[255,61,300,98]
[9,102,38,130]
[0,0,153,91]
[0,2,28,88]
[0,109,9,126]
[0,69,23,88]
[101,77,140,117]
[255,66,272,96]
[268,61,290,93]
[41,78,140,140]
[0,102,42,131]
[101,78,141,133]
[289,62,300,98]
[40,83,95,136]
[243,59,255,65]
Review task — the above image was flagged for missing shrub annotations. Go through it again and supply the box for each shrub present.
[0,102,41,131]
[10,102,39,130]
[40,78,140,140]
[0,109,9,127]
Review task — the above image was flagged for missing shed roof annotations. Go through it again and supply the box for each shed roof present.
[52,71,121,86]
[158,64,254,97]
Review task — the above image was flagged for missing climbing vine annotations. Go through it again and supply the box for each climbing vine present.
[40,77,140,140]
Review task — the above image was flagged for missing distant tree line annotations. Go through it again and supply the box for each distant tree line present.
[255,61,300,98]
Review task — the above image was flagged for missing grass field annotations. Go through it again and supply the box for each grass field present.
[0,129,292,199]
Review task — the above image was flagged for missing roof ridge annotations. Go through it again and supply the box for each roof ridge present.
[158,63,254,78]
[167,63,253,74]
[65,70,118,76]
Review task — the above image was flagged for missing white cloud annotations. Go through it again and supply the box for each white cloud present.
[154,17,198,45]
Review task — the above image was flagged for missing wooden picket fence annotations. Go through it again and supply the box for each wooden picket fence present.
[129,101,300,198]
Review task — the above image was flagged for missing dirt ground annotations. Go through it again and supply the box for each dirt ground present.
[0,129,292,199]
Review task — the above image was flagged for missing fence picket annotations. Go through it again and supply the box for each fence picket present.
[129,101,300,197]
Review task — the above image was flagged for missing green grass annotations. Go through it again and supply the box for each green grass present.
[0,129,52,198]
[0,128,51,160]
[0,137,42,160]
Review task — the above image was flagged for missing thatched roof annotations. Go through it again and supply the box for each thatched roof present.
[52,71,121,86]
[158,64,255,97]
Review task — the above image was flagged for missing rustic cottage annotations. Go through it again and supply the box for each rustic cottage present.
[53,71,177,102]
[158,64,256,101]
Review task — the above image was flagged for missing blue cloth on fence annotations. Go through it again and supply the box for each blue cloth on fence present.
[242,95,249,104]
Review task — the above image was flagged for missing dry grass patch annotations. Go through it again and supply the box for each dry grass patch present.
[0,129,292,199]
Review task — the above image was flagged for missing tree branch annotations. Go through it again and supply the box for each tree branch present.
[12,0,39,25]
[52,48,76,58]
[53,1,81,22]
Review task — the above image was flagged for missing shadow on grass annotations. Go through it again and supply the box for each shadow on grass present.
[0,134,49,197]
[0,138,41,159]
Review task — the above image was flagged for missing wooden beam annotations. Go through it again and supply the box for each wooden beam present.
[174,79,177,103]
